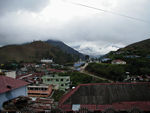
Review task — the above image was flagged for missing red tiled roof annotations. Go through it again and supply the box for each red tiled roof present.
[0,76,29,94]
[112,59,126,62]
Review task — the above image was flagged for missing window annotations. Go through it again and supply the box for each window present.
[40,94,48,95]
[61,79,63,81]
[28,93,48,95]
[28,87,33,90]
[35,88,38,90]
[44,88,48,90]
[56,79,59,82]
[61,84,64,86]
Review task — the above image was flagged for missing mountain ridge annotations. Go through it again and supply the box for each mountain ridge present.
[0,40,82,64]
[106,38,150,58]
[45,39,85,59]
[118,38,150,56]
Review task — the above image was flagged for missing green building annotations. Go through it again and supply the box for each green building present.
[42,74,70,91]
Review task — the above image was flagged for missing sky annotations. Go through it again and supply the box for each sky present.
[0,0,150,55]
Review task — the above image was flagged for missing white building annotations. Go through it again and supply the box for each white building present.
[41,59,53,63]
[0,76,28,110]
[5,71,16,79]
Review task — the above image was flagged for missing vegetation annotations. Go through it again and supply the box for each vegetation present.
[0,41,80,64]
[93,38,150,81]
[108,38,150,58]
[124,58,150,75]
[86,63,126,81]
[86,58,150,82]
[52,90,65,102]
[53,71,110,102]
[59,71,109,87]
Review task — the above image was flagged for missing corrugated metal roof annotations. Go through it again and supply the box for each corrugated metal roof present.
[60,82,150,105]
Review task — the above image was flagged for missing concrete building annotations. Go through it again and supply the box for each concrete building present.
[27,84,53,97]
[0,76,28,110]
[42,74,70,91]
[5,71,16,79]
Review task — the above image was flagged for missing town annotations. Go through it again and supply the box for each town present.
[0,51,150,113]
[0,0,150,112]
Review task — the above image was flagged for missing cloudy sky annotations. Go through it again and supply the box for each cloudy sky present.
[0,0,150,55]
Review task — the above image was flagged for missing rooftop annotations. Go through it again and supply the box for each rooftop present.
[112,59,126,62]
[43,74,70,78]
[59,82,150,105]
[0,75,29,94]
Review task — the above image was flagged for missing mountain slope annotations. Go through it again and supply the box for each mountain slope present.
[118,38,150,56]
[45,40,85,59]
[0,41,79,64]
[107,38,150,57]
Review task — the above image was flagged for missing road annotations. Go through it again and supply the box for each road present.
[80,63,114,83]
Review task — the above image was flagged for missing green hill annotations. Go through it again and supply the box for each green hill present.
[87,39,150,82]
[118,38,150,56]
[0,41,79,64]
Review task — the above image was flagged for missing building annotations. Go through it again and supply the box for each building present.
[74,61,85,71]
[59,83,150,112]
[41,59,53,63]
[2,96,32,112]
[111,59,126,64]
[27,84,53,97]
[47,68,65,73]
[74,62,85,68]
[125,55,141,58]
[2,96,54,112]
[5,71,16,78]
[42,74,70,91]
[31,98,54,112]
[17,72,45,84]
[0,76,28,110]
[101,58,111,63]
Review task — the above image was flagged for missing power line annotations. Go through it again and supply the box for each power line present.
[64,0,149,24]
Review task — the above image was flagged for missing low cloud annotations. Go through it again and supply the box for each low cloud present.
[0,0,150,55]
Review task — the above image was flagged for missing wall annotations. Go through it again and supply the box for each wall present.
[5,71,16,79]
[42,76,70,91]
[28,85,52,97]
[0,86,27,110]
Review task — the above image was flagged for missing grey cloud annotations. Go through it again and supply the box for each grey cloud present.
[62,14,150,45]
[0,0,50,14]
[0,0,150,55]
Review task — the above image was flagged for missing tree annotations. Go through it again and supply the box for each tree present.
[85,55,89,61]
